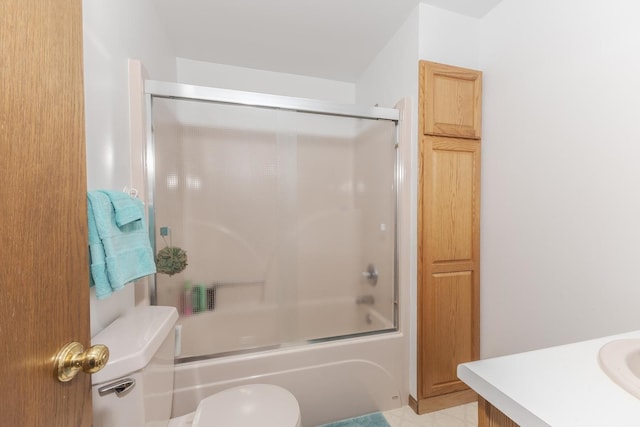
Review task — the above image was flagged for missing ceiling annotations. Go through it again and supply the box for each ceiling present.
[154,0,502,82]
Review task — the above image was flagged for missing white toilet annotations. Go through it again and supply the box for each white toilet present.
[91,305,301,427]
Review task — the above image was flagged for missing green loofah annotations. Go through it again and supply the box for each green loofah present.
[155,246,188,276]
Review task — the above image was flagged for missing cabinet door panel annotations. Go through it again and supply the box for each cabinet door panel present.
[419,135,480,401]
[423,136,480,267]
[423,271,475,397]
[431,147,474,263]
[422,61,482,139]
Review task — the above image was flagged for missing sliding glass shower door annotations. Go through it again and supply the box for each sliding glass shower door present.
[147,84,398,359]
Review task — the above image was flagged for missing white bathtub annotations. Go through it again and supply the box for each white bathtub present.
[171,299,405,426]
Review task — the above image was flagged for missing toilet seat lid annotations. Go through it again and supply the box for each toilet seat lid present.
[193,384,301,427]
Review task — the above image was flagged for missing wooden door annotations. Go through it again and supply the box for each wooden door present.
[0,0,91,425]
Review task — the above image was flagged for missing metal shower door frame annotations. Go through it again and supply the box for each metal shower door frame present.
[143,80,401,334]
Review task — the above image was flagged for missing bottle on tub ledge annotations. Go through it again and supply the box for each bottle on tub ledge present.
[181,281,215,316]
[192,284,206,313]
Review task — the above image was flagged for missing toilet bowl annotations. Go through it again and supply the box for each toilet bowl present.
[91,305,301,427]
[170,384,301,427]
[194,384,301,427]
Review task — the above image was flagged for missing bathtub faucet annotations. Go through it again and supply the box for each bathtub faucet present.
[356,295,375,305]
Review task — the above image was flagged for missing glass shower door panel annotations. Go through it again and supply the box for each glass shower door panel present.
[150,96,397,358]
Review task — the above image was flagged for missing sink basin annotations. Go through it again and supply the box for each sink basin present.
[598,339,640,399]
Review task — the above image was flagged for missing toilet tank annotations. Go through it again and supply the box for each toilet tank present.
[91,305,179,427]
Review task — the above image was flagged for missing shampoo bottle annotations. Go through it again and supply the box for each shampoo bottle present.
[192,285,203,313]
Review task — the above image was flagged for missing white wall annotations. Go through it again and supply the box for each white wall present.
[479,0,640,357]
[83,0,177,335]
[176,59,355,102]
[355,6,419,399]
[418,4,481,70]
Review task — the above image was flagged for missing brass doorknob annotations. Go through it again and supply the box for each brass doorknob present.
[54,341,109,382]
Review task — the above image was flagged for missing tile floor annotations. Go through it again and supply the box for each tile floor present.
[382,403,478,427]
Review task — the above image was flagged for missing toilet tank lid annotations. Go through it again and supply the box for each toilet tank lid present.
[90,305,178,385]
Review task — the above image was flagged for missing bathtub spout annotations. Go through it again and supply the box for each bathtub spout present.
[356,295,375,305]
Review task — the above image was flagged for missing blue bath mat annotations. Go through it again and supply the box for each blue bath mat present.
[318,412,390,427]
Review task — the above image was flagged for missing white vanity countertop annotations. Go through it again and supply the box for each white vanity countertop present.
[458,330,640,426]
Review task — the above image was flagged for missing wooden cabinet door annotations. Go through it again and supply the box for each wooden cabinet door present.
[420,135,480,399]
[421,61,482,139]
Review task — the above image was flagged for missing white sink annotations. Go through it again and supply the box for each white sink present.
[598,339,640,399]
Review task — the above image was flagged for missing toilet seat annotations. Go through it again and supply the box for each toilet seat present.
[191,384,301,427]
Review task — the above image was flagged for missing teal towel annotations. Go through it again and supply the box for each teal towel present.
[87,196,109,294]
[102,190,143,226]
[87,191,156,299]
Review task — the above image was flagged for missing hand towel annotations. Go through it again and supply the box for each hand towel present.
[87,191,156,299]
[99,190,143,226]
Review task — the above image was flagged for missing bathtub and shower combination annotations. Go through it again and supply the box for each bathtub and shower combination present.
[144,81,406,426]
